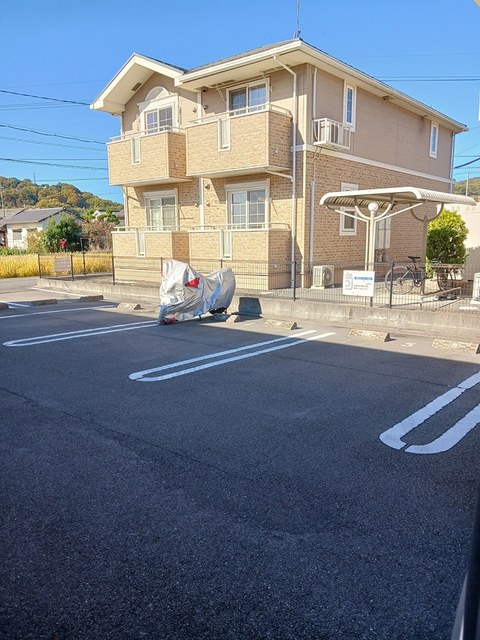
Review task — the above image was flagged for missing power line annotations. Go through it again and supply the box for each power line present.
[378,76,480,82]
[0,89,89,105]
[0,123,104,145]
[0,135,106,152]
[0,104,86,111]
[0,158,107,171]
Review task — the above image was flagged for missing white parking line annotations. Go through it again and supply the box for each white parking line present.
[130,331,335,382]
[3,320,157,346]
[33,287,83,297]
[0,305,116,320]
[379,370,480,454]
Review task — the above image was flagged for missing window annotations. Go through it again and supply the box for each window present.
[339,182,358,236]
[343,83,356,130]
[226,182,268,229]
[131,136,141,164]
[12,229,23,246]
[137,86,177,135]
[430,122,439,158]
[228,82,267,115]
[144,106,173,134]
[375,216,391,251]
[145,191,177,231]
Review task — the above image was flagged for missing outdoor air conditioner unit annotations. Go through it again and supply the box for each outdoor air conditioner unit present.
[312,265,334,288]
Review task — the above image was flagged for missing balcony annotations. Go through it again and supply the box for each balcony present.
[107,128,188,187]
[312,118,351,150]
[186,106,292,178]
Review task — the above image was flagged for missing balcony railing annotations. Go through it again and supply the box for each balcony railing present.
[186,105,292,178]
[107,128,187,186]
[312,118,351,150]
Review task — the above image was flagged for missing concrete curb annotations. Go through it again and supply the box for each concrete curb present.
[35,278,480,340]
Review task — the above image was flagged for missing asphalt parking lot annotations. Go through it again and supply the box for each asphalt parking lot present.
[1,282,480,639]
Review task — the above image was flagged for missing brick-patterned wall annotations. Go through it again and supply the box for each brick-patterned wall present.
[301,151,451,267]
[107,132,186,185]
[190,231,221,260]
[112,232,137,256]
[125,182,200,231]
[186,111,291,175]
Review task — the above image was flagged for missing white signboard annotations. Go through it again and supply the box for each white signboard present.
[342,270,375,297]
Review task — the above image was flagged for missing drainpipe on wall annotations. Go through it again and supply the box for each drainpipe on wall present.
[122,187,129,228]
[199,177,205,228]
[273,55,297,287]
[450,131,457,194]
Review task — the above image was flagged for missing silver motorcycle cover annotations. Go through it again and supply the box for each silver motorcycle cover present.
[158,259,236,323]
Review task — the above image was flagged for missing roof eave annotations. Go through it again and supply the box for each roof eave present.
[90,53,186,114]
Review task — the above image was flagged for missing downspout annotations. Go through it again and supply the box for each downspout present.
[118,114,129,228]
[273,55,297,287]
[450,131,457,194]
[199,177,205,228]
[309,68,318,270]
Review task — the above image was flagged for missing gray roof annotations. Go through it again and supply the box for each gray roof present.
[187,38,299,74]
[0,208,26,221]
[4,207,64,225]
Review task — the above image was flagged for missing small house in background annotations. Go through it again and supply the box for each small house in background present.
[4,207,64,249]
[0,208,26,246]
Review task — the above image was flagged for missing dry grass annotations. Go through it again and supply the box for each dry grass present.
[0,253,112,278]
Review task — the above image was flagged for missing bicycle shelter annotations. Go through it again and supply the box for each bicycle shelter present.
[319,187,475,269]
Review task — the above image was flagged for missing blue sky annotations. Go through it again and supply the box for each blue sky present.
[2,0,480,204]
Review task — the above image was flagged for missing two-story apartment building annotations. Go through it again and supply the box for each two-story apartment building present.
[91,38,467,287]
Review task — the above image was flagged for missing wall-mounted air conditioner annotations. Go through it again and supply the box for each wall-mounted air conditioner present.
[312,265,334,288]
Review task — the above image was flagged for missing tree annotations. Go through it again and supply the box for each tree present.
[81,218,114,251]
[426,208,468,264]
[43,213,82,252]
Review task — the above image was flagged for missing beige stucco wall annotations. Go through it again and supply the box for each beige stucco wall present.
[309,65,454,180]
[121,73,198,135]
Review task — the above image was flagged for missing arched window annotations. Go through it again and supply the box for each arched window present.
[138,86,178,135]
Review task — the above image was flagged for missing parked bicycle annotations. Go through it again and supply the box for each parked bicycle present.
[384,256,456,295]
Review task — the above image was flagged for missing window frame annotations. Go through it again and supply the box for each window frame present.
[430,121,439,158]
[144,189,178,231]
[226,80,269,117]
[339,182,358,236]
[343,83,356,131]
[137,87,178,136]
[225,180,269,230]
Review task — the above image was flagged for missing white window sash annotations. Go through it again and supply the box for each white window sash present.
[343,83,356,131]
[430,122,439,158]
[145,190,178,231]
[226,181,269,230]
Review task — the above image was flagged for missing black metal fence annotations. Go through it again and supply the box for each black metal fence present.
[38,252,113,280]
[35,253,478,315]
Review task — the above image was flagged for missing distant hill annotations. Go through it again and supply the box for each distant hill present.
[454,178,480,199]
[0,177,122,212]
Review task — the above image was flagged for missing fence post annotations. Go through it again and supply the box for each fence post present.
[111,255,116,285]
[82,250,86,276]
[70,253,74,281]
[37,254,42,278]
[389,262,394,308]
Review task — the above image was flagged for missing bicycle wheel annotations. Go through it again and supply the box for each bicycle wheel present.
[436,268,453,291]
[385,266,415,294]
